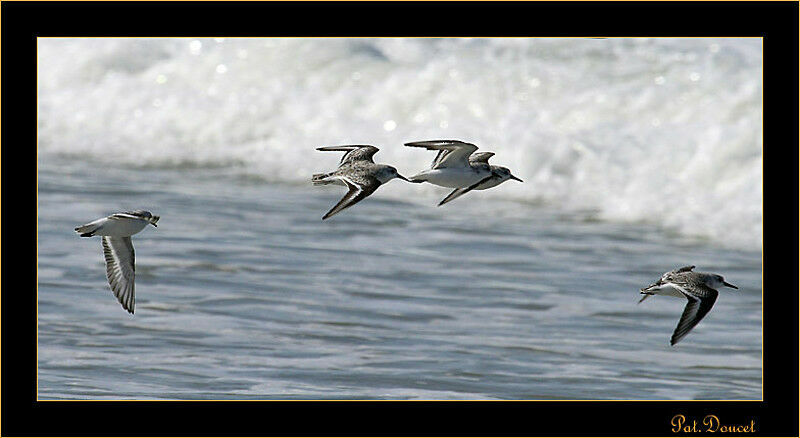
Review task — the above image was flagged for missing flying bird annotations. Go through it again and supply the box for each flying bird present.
[639,265,737,345]
[437,151,523,206]
[75,210,160,314]
[312,145,409,220]
[404,140,493,188]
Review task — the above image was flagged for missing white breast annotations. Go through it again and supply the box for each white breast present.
[417,167,489,188]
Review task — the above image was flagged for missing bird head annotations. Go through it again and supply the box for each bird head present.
[494,166,523,183]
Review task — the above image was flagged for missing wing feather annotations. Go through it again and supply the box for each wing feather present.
[437,173,495,206]
[469,152,495,164]
[322,176,381,220]
[101,236,136,314]
[317,145,379,166]
[404,140,479,169]
[670,287,718,345]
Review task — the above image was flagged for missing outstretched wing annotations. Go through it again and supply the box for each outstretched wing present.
[317,145,379,166]
[670,287,718,345]
[101,236,136,314]
[404,140,478,169]
[437,173,495,206]
[322,175,381,220]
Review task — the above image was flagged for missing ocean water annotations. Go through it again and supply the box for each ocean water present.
[37,38,762,400]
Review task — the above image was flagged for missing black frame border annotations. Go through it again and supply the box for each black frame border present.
[3,1,797,436]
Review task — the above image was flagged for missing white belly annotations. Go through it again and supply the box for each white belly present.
[414,167,489,188]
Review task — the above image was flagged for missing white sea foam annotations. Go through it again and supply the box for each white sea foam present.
[38,38,762,249]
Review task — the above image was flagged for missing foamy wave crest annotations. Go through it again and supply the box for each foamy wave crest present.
[38,38,762,249]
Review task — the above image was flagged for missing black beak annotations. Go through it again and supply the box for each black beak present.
[723,281,738,289]
[397,174,410,182]
[640,280,662,292]
[510,175,523,182]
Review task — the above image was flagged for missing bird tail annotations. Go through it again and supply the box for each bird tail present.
[75,221,101,237]
[312,173,333,186]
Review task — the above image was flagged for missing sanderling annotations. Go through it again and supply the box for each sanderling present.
[639,265,737,345]
[75,210,160,314]
[312,145,410,220]
[404,140,493,189]
[437,151,523,206]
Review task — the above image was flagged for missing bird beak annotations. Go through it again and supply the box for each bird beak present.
[510,174,523,182]
[150,216,160,227]
[723,281,738,289]
[397,174,410,182]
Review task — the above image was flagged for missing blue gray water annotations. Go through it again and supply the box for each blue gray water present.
[37,157,761,400]
[37,38,762,400]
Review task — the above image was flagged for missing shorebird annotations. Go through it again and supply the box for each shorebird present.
[405,140,493,189]
[639,265,737,345]
[75,210,160,314]
[437,151,523,206]
[312,145,409,220]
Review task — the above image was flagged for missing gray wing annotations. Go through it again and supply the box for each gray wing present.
[404,140,479,169]
[322,175,381,220]
[469,152,495,164]
[670,265,696,274]
[651,265,696,288]
[431,149,448,169]
[670,286,718,345]
[101,236,136,314]
[317,145,379,166]
[437,173,495,206]
[110,212,140,220]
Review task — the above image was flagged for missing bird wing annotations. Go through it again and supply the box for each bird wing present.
[404,140,478,169]
[670,286,718,345]
[322,175,381,220]
[643,266,695,291]
[437,173,495,206]
[317,145,379,166]
[101,236,136,314]
[110,212,141,220]
[431,149,448,169]
[670,265,696,274]
[75,217,108,237]
[469,152,495,164]
[438,187,472,207]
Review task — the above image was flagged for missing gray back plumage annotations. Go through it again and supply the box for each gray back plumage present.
[126,210,153,219]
